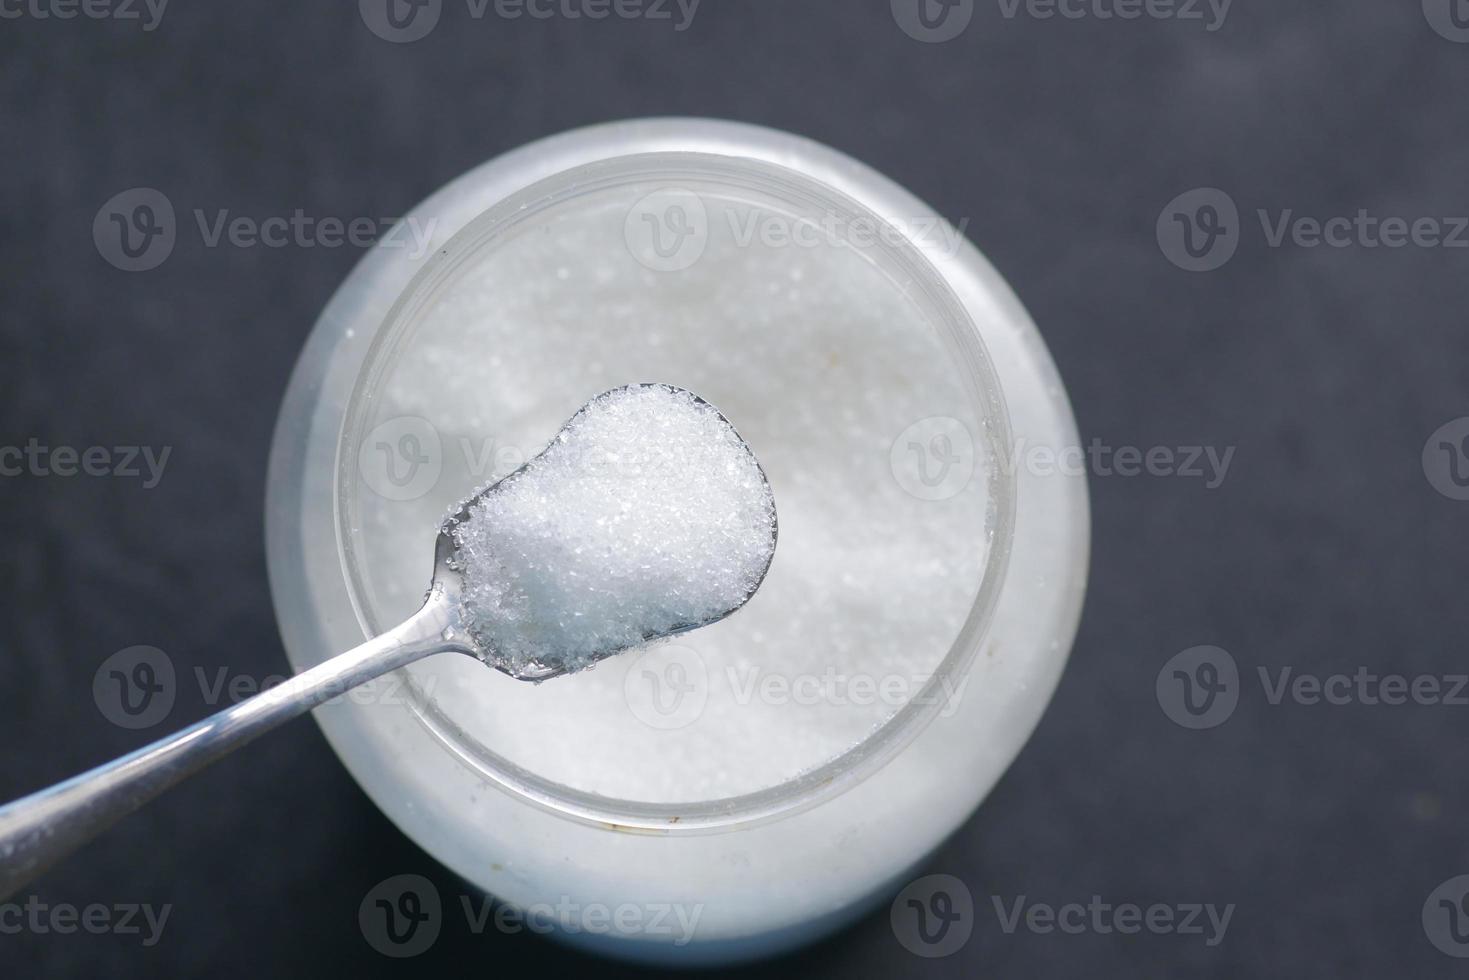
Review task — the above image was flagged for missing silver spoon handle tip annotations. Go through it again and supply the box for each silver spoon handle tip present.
[0,594,461,901]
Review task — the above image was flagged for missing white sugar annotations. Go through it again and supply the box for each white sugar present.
[360,188,992,802]
[449,385,777,676]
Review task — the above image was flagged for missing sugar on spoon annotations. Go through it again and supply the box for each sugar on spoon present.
[0,384,778,900]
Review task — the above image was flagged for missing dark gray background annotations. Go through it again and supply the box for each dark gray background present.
[3,1,1467,976]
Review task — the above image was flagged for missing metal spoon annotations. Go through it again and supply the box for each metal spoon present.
[0,385,776,900]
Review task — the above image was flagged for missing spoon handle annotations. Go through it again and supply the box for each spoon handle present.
[0,593,461,901]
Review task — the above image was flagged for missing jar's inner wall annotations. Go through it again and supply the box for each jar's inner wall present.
[350,175,993,804]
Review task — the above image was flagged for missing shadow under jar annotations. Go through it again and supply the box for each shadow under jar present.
[265,119,1090,966]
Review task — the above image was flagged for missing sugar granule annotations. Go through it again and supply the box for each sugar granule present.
[449,384,778,676]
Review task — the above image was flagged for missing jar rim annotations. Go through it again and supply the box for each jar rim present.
[333,129,1017,833]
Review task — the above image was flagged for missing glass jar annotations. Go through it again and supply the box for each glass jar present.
[265,118,1089,965]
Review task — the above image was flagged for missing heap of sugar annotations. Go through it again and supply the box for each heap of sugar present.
[449,384,778,677]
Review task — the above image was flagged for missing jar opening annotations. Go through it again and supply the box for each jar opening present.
[335,151,1016,833]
